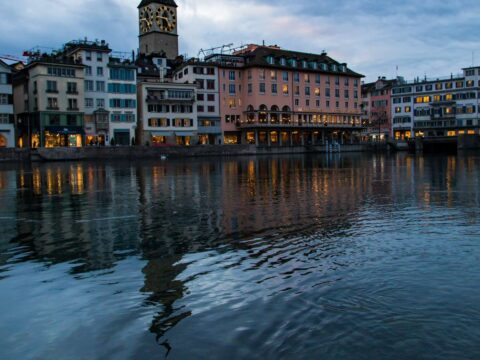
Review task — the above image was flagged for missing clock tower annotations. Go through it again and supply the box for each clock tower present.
[138,0,179,60]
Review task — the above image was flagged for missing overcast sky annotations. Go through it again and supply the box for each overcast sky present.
[1,0,479,82]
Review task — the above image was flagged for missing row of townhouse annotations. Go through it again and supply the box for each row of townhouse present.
[362,67,480,141]
[13,40,137,148]
[4,0,365,148]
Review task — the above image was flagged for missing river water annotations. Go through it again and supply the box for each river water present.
[0,153,480,359]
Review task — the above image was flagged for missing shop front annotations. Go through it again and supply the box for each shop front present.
[151,131,173,146]
[175,132,196,146]
[43,126,84,148]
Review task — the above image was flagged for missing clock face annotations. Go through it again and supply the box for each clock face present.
[156,6,177,33]
[139,7,153,33]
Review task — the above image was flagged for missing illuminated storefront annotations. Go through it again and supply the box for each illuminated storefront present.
[44,127,84,148]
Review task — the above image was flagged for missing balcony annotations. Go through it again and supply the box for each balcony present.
[46,89,59,94]
[67,107,80,111]
[46,106,60,111]
[146,95,195,104]
[414,120,457,129]
[67,90,79,95]
[237,119,362,129]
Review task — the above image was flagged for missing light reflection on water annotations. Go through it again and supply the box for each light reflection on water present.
[0,153,480,359]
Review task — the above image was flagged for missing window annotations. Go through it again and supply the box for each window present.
[259,70,265,80]
[46,80,58,93]
[109,68,135,81]
[85,80,94,92]
[207,94,215,102]
[97,52,103,62]
[354,90,358,99]
[67,82,77,94]
[47,97,58,109]
[315,88,320,97]
[68,98,78,110]
[259,83,266,94]
[316,100,320,107]
[197,93,204,101]
[248,83,253,94]
[85,66,92,76]
[344,90,349,98]
[283,71,289,82]
[96,99,105,108]
[0,94,8,105]
[416,85,423,92]
[271,70,277,81]
[395,107,402,113]
[86,51,92,61]
[208,106,215,113]
[445,82,453,89]
[305,87,310,96]
[96,81,105,92]
[315,74,321,84]
[405,106,411,112]
[229,84,236,95]
[197,105,204,112]
[335,89,340,98]
[434,95,441,102]
[456,81,464,88]
[326,100,330,108]
[335,76,340,86]
[466,80,474,87]
[306,99,310,106]
[207,80,215,90]
[295,99,299,106]
[196,79,205,89]
[294,72,300,82]
[229,71,236,81]
[344,78,349,86]
[47,67,75,77]
[304,74,310,83]
[325,88,330,97]
[435,83,443,90]
[85,98,93,107]
[272,83,278,94]
[97,67,103,76]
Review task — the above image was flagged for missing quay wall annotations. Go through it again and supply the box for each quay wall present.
[0,144,369,163]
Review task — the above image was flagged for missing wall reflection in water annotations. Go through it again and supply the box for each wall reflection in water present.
[0,153,480,356]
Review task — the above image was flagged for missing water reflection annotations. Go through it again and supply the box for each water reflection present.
[1,153,480,359]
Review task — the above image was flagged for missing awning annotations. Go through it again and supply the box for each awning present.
[152,131,174,137]
[45,126,85,135]
[175,132,196,137]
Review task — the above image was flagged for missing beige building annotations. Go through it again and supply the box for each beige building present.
[14,56,85,148]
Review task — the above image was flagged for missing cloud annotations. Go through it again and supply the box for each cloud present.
[1,0,479,81]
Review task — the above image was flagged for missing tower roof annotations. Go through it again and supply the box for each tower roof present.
[138,0,177,8]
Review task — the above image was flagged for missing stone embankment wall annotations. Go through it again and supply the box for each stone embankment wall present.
[0,144,369,162]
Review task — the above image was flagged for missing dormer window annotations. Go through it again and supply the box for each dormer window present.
[321,63,327,71]
[332,64,337,72]
[311,62,318,70]
[290,59,297,67]
[280,58,286,66]
[302,60,307,68]
[267,56,275,65]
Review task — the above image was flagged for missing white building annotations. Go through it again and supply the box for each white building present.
[0,60,15,147]
[107,58,138,146]
[173,61,222,144]
[392,67,480,139]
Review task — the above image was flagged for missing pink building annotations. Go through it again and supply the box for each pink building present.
[361,77,398,141]
[206,44,364,146]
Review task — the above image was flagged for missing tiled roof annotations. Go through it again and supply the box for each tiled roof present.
[242,46,364,78]
[138,0,177,8]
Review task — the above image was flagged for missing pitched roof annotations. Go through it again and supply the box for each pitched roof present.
[241,46,364,78]
[138,0,177,8]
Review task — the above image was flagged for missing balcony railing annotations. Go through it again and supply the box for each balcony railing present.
[67,107,79,111]
[237,119,362,129]
[46,89,59,94]
[46,106,59,110]
[146,95,195,103]
[67,90,79,95]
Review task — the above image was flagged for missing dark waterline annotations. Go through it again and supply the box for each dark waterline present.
[0,153,480,360]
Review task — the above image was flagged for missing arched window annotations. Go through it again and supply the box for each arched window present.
[259,104,268,123]
[270,105,279,124]
[282,106,291,124]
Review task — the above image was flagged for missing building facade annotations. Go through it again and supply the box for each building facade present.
[107,58,138,145]
[173,61,222,145]
[206,44,364,146]
[65,40,111,145]
[13,56,85,148]
[361,77,397,141]
[0,60,15,147]
[391,67,480,140]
